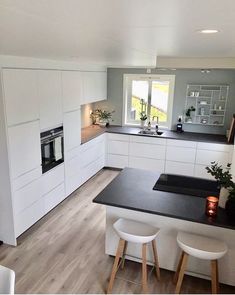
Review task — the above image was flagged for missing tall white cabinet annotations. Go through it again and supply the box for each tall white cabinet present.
[0,66,107,245]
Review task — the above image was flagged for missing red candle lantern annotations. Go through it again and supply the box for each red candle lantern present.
[206,196,219,217]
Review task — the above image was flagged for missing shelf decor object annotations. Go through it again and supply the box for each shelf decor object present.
[205,196,219,217]
[184,84,229,126]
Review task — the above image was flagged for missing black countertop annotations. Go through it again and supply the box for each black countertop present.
[81,125,230,145]
[93,168,235,230]
[106,126,229,144]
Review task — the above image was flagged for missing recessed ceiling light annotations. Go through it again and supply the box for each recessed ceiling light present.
[198,29,219,34]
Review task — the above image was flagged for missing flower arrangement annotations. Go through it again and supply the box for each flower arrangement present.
[90,108,115,127]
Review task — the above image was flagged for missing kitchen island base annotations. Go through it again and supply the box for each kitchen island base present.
[105,206,235,286]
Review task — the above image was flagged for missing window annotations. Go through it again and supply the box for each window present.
[123,74,175,128]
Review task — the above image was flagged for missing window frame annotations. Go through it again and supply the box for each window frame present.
[122,74,175,129]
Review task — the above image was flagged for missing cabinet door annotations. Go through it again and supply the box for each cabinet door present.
[8,121,41,179]
[195,150,230,166]
[129,142,166,160]
[38,70,63,130]
[64,109,81,152]
[129,156,165,173]
[166,146,196,163]
[65,154,82,196]
[165,161,194,176]
[3,69,39,126]
[61,71,82,112]
[82,71,107,104]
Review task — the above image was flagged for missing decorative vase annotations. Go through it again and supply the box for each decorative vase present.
[225,199,235,224]
[219,187,230,209]
[99,120,108,127]
[140,120,145,129]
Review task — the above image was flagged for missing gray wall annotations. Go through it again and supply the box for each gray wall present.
[95,68,235,135]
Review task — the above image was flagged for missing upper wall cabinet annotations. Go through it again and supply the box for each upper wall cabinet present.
[38,70,63,131]
[61,71,82,112]
[81,71,107,105]
[2,69,39,126]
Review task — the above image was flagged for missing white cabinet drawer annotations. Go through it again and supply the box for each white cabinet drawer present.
[196,150,230,166]
[165,161,194,176]
[11,167,42,192]
[107,154,128,169]
[166,146,196,163]
[41,164,64,196]
[8,121,41,179]
[44,183,65,214]
[81,143,104,168]
[108,140,129,156]
[129,142,166,160]
[129,157,165,173]
[82,155,105,184]
[13,178,41,215]
[194,164,215,180]
[14,198,44,237]
[167,139,197,148]
[65,155,82,196]
[64,109,81,152]
[107,133,129,142]
[197,142,231,152]
[130,135,166,145]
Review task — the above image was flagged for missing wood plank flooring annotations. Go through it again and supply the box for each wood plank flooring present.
[0,169,234,294]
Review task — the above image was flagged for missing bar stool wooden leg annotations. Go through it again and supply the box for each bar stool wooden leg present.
[173,251,184,284]
[211,260,219,294]
[175,252,189,294]
[107,238,125,294]
[152,239,160,280]
[142,243,149,294]
[121,241,128,269]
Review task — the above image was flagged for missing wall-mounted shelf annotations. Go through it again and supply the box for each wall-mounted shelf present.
[184,84,229,126]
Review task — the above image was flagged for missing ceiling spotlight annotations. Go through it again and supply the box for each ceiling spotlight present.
[198,29,219,34]
[201,69,211,73]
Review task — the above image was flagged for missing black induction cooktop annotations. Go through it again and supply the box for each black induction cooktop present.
[153,174,219,198]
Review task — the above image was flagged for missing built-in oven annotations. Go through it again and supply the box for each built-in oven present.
[40,126,64,173]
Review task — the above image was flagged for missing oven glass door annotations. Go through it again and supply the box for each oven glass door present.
[41,136,64,173]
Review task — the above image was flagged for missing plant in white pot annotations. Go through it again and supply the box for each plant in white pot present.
[140,111,147,129]
[206,162,233,208]
[94,109,114,127]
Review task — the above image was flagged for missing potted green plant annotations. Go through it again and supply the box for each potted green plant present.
[185,106,196,123]
[140,111,147,129]
[94,109,115,127]
[206,162,233,209]
[225,185,235,224]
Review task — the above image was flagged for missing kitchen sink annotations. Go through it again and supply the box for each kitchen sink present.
[138,130,163,136]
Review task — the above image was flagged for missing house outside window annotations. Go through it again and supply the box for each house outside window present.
[123,74,175,129]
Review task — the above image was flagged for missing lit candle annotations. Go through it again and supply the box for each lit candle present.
[205,196,219,217]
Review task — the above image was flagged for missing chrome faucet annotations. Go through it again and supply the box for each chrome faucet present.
[152,116,159,132]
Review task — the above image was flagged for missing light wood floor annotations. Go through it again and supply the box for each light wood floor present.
[0,169,235,294]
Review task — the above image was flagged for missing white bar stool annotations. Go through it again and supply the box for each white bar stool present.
[107,218,160,294]
[0,265,15,294]
[174,231,228,294]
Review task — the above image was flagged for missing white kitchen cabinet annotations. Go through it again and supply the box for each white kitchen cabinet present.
[194,164,215,180]
[129,142,166,160]
[107,154,128,169]
[38,70,63,130]
[195,149,230,167]
[61,71,82,112]
[165,161,194,176]
[81,71,107,104]
[166,146,196,163]
[14,198,45,237]
[40,164,64,196]
[129,156,165,173]
[13,178,41,215]
[2,69,39,126]
[8,121,41,179]
[64,109,81,152]
[106,134,129,168]
[44,183,65,214]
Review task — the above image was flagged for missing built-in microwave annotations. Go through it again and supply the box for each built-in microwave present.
[40,126,64,173]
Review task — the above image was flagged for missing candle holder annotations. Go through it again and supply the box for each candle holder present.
[206,196,219,217]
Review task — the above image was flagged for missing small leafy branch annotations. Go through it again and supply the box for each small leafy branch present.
[206,161,235,200]
[140,111,147,121]
[185,106,196,117]
[90,109,115,122]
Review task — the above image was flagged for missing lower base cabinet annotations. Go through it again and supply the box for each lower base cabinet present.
[44,183,65,214]
[129,156,165,173]
[165,161,194,176]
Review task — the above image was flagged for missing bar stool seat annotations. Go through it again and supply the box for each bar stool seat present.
[107,218,160,294]
[114,218,159,244]
[177,231,227,260]
[174,231,228,294]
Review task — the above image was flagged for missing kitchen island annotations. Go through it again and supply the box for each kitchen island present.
[93,168,235,286]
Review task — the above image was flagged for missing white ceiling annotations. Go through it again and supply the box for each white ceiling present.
[1,0,235,67]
